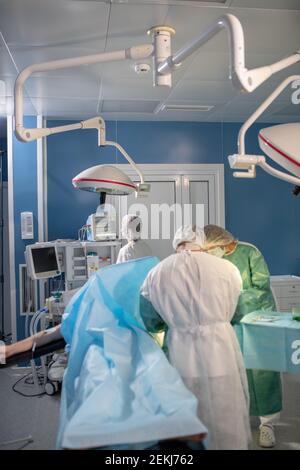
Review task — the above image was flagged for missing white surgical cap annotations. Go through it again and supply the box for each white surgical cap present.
[172,225,206,251]
[204,224,235,249]
[121,214,142,241]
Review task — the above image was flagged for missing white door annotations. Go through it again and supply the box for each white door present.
[115,164,224,261]
[120,175,181,260]
[181,174,218,226]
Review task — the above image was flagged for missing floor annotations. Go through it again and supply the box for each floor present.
[0,366,60,450]
[0,367,300,450]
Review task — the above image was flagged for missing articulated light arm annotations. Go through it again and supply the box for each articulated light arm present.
[228,154,300,186]
[155,13,300,92]
[237,75,300,154]
[104,140,145,185]
[14,44,153,142]
[229,74,300,186]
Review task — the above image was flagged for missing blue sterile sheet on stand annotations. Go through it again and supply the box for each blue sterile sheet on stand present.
[56,257,207,450]
[240,311,300,374]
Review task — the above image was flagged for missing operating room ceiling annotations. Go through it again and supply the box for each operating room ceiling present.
[0,0,299,123]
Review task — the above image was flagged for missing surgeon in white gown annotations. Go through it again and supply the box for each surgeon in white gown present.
[140,225,251,450]
[117,214,152,264]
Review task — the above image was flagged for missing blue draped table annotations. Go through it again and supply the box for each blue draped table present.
[238,312,300,374]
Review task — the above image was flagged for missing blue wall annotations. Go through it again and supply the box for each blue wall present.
[223,123,300,276]
[47,120,300,276]
[13,116,39,339]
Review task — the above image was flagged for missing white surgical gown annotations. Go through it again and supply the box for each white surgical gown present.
[117,240,152,263]
[141,251,251,450]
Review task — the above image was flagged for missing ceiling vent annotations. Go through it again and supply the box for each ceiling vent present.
[107,1,228,5]
[72,1,228,5]
[156,103,214,113]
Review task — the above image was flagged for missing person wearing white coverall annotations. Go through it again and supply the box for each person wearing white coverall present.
[116,214,152,263]
[140,225,251,450]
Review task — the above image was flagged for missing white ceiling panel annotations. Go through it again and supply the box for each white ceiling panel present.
[226,9,300,55]
[0,45,18,78]
[226,78,299,104]
[31,97,99,117]
[182,52,231,81]
[104,2,170,53]
[272,102,300,117]
[25,74,101,100]
[0,0,110,48]
[230,0,300,10]
[167,79,236,101]
[164,6,231,53]
[100,77,171,100]
[0,77,14,97]
[101,99,161,113]
[219,99,287,116]
[8,46,111,73]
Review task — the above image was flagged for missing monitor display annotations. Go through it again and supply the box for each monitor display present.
[26,244,61,279]
[32,247,59,274]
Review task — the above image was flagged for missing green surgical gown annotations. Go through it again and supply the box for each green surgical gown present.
[225,242,282,416]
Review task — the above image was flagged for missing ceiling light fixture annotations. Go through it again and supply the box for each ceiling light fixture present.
[14,14,300,144]
[70,117,149,196]
[13,13,300,194]
[72,164,137,196]
[228,75,300,191]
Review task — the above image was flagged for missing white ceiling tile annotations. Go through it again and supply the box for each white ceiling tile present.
[0,76,14,97]
[101,99,160,113]
[230,0,300,10]
[0,45,18,78]
[100,77,171,100]
[182,52,231,81]
[227,9,300,55]
[107,3,170,46]
[0,0,110,48]
[25,74,101,100]
[31,97,99,117]
[167,79,236,101]
[164,6,231,53]
[220,99,287,115]
[7,45,109,74]
[271,102,300,117]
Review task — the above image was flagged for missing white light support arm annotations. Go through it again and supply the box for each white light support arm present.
[14,44,154,142]
[229,74,300,186]
[104,140,145,185]
[229,154,300,186]
[156,13,300,92]
[238,74,300,154]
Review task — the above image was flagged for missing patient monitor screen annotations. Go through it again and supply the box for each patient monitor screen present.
[31,246,59,275]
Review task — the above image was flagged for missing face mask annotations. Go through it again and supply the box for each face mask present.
[207,247,225,258]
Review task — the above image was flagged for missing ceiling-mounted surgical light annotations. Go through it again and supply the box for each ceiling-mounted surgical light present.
[14,13,300,145]
[72,165,137,196]
[228,75,300,192]
[13,13,300,195]
[258,124,300,180]
[70,118,150,197]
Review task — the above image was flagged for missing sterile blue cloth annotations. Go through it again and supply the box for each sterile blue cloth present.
[57,257,207,450]
[241,311,300,374]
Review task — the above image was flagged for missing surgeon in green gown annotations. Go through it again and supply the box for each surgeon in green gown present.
[204,225,282,448]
